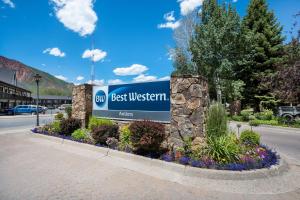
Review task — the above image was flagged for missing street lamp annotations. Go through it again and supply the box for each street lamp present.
[34,74,42,126]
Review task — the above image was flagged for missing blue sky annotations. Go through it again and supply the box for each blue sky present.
[0,0,299,85]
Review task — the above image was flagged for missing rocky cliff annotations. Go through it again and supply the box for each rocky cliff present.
[0,56,73,96]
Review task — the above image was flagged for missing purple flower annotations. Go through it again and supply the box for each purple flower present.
[161,154,174,162]
[31,128,39,133]
[202,157,215,167]
[179,156,190,165]
[190,160,204,168]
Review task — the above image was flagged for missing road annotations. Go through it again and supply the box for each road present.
[0,109,61,129]
[229,122,300,163]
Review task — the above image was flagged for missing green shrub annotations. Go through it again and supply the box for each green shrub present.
[55,112,64,120]
[129,120,165,154]
[206,102,227,138]
[60,118,82,136]
[254,109,274,120]
[231,115,243,122]
[119,125,132,151]
[88,116,113,130]
[71,129,88,141]
[249,120,259,126]
[65,106,72,118]
[240,109,253,121]
[248,115,256,121]
[240,130,260,145]
[51,121,61,133]
[250,119,278,126]
[204,134,240,164]
[91,124,119,144]
[294,118,300,125]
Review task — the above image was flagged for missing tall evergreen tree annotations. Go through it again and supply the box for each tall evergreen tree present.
[190,0,242,100]
[237,0,285,110]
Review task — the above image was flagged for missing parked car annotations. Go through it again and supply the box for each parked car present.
[58,104,71,110]
[6,105,44,115]
[278,106,300,122]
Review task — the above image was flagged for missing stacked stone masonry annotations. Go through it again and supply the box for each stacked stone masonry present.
[169,75,209,147]
[72,84,93,128]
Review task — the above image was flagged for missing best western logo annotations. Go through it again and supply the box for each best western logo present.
[95,90,106,107]
[111,92,168,102]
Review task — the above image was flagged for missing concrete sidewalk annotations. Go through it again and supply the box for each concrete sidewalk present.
[0,132,299,200]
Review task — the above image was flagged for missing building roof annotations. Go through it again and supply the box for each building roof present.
[31,95,72,100]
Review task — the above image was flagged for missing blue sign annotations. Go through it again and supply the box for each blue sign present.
[93,81,170,121]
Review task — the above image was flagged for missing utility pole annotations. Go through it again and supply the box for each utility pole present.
[91,35,95,85]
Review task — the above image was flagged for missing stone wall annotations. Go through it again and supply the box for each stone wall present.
[72,84,93,128]
[169,75,209,147]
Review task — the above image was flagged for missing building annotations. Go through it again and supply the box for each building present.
[31,95,72,108]
[0,68,32,111]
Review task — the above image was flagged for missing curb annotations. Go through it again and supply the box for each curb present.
[30,132,290,181]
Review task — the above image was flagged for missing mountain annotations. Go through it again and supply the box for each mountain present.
[0,56,73,96]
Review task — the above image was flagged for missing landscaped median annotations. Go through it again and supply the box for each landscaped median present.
[31,102,284,175]
[30,131,288,181]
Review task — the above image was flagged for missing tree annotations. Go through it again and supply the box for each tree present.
[237,0,285,110]
[190,0,242,100]
[273,62,300,105]
[272,12,300,105]
[173,10,199,65]
[172,48,194,75]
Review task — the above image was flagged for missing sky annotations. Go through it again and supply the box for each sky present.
[0,0,299,86]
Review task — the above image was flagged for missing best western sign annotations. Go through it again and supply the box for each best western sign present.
[93,81,170,122]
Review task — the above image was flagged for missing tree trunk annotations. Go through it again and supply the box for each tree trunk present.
[229,100,241,116]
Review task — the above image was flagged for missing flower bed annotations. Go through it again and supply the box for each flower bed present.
[31,112,279,171]
[160,145,279,171]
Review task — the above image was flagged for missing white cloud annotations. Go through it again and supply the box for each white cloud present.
[43,47,66,57]
[76,75,84,81]
[87,79,105,86]
[50,0,97,37]
[113,64,148,76]
[55,75,68,81]
[158,21,181,30]
[164,11,175,22]
[133,74,157,83]
[178,0,203,16]
[132,74,170,83]
[159,76,170,81]
[82,49,107,62]
[108,79,125,85]
[2,0,15,8]
[158,11,180,30]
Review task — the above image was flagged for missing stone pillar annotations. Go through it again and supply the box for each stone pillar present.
[170,75,209,146]
[72,84,93,128]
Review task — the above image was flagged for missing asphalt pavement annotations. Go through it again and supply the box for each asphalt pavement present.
[0,109,61,129]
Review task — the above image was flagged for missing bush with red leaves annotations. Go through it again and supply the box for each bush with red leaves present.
[92,124,119,144]
[129,120,165,154]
